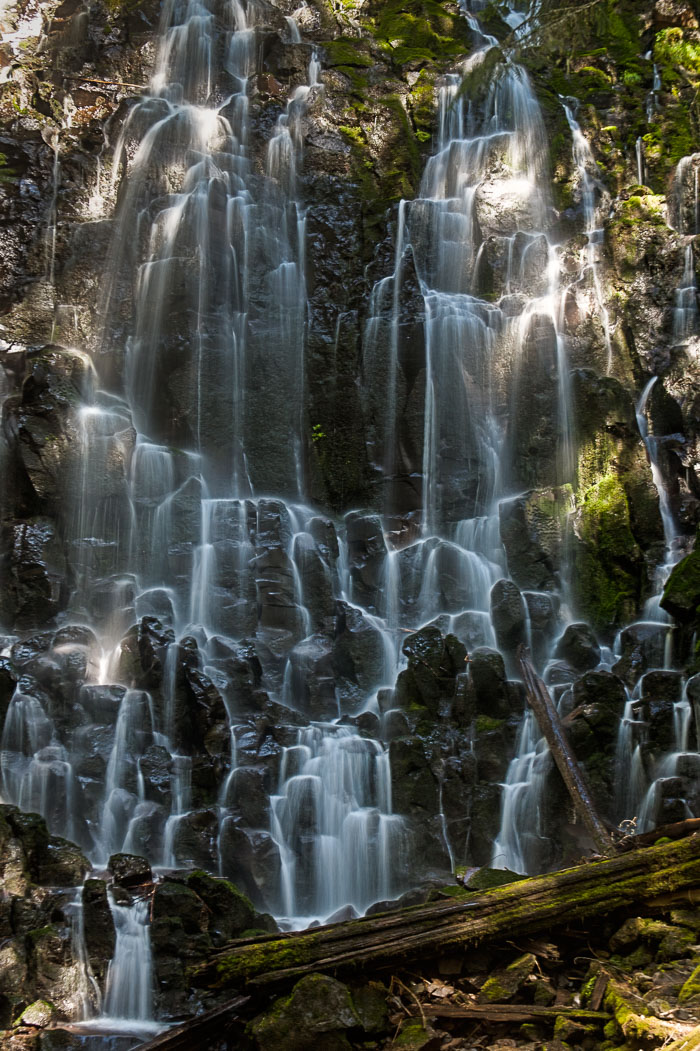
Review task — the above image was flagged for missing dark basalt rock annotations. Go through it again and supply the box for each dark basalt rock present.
[108,852,152,888]
[82,879,115,982]
[554,622,601,671]
[490,579,527,654]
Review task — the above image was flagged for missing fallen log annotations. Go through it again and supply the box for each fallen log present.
[414,1004,611,1024]
[518,649,616,856]
[135,997,249,1051]
[194,834,700,992]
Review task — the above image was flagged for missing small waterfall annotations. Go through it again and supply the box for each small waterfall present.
[669,154,699,348]
[562,101,613,373]
[270,725,403,924]
[491,710,551,874]
[613,692,647,821]
[102,895,155,1024]
[637,678,699,833]
[636,378,682,620]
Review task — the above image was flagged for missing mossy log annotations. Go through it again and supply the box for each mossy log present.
[136,996,249,1050]
[415,1004,611,1024]
[194,835,700,993]
[518,649,616,856]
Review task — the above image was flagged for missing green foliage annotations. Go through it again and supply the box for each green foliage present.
[311,423,326,443]
[654,27,700,78]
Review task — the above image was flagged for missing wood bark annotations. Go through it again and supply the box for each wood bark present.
[136,997,249,1050]
[518,649,616,856]
[194,834,700,992]
[414,1004,611,1024]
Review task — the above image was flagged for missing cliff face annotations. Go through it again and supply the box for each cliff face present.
[0,0,699,1036]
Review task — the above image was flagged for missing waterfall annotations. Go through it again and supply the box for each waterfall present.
[1,0,697,960]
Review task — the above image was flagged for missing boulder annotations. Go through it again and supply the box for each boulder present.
[554,622,601,671]
[250,973,360,1051]
[108,853,152,888]
[490,579,527,652]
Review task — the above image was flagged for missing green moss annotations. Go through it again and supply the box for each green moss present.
[615,193,666,227]
[576,65,612,92]
[475,715,504,733]
[661,545,700,624]
[574,473,640,630]
[212,934,321,986]
[679,962,700,1004]
[604,980,670,1042]
[368,0,471,67]
[393,1021,433,1047]
[323,38,374,68]
[654,27,700,78]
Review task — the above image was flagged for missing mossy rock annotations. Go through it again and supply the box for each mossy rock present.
[573,473,641,631]
[679,961,700,1005]
[153,880,209,935]
[466,867,524,891]
[249,973,360,1051]
[185,870,262,940]
[478,951,537,1003]
[14,1000,58,1027]
[661,544,700,624]
[390,1019,437,1048]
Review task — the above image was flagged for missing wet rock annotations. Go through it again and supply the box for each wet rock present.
[81,879,115,982]
[490,578,527,653]
[37,837,89,886]
[255,546,307,638]
[499,487,571,591]
[344,512,387,612]
[250,972,360,1051]
[170,809,218,870]
[554,622,601,671]
[153,880,209,934]
[223,765,271,828]
[0,518,68,628]
[108,852,152,888]
[641,669,684,703]
[661,545,700,622]
[288,633,338,719]
[12,346,90,507]
[218,823,282,912]
[78,684,125,722]
[333,601,386,694]
[381,709,410,740]
[0,938,28,1000]
[26,924,83,1019]
[292,532,335,628]
[185,869,268,941]
[138,616,175,689]
[613,623,670,687]
[139,745,173,807]
[524,591,560,664]
[686,672,700,705]
[389,738,440,825]
[468,647,510,718]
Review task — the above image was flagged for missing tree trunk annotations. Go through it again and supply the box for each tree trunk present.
[518,648,616,856]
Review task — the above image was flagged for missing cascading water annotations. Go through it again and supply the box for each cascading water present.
[1,6,698,1030]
